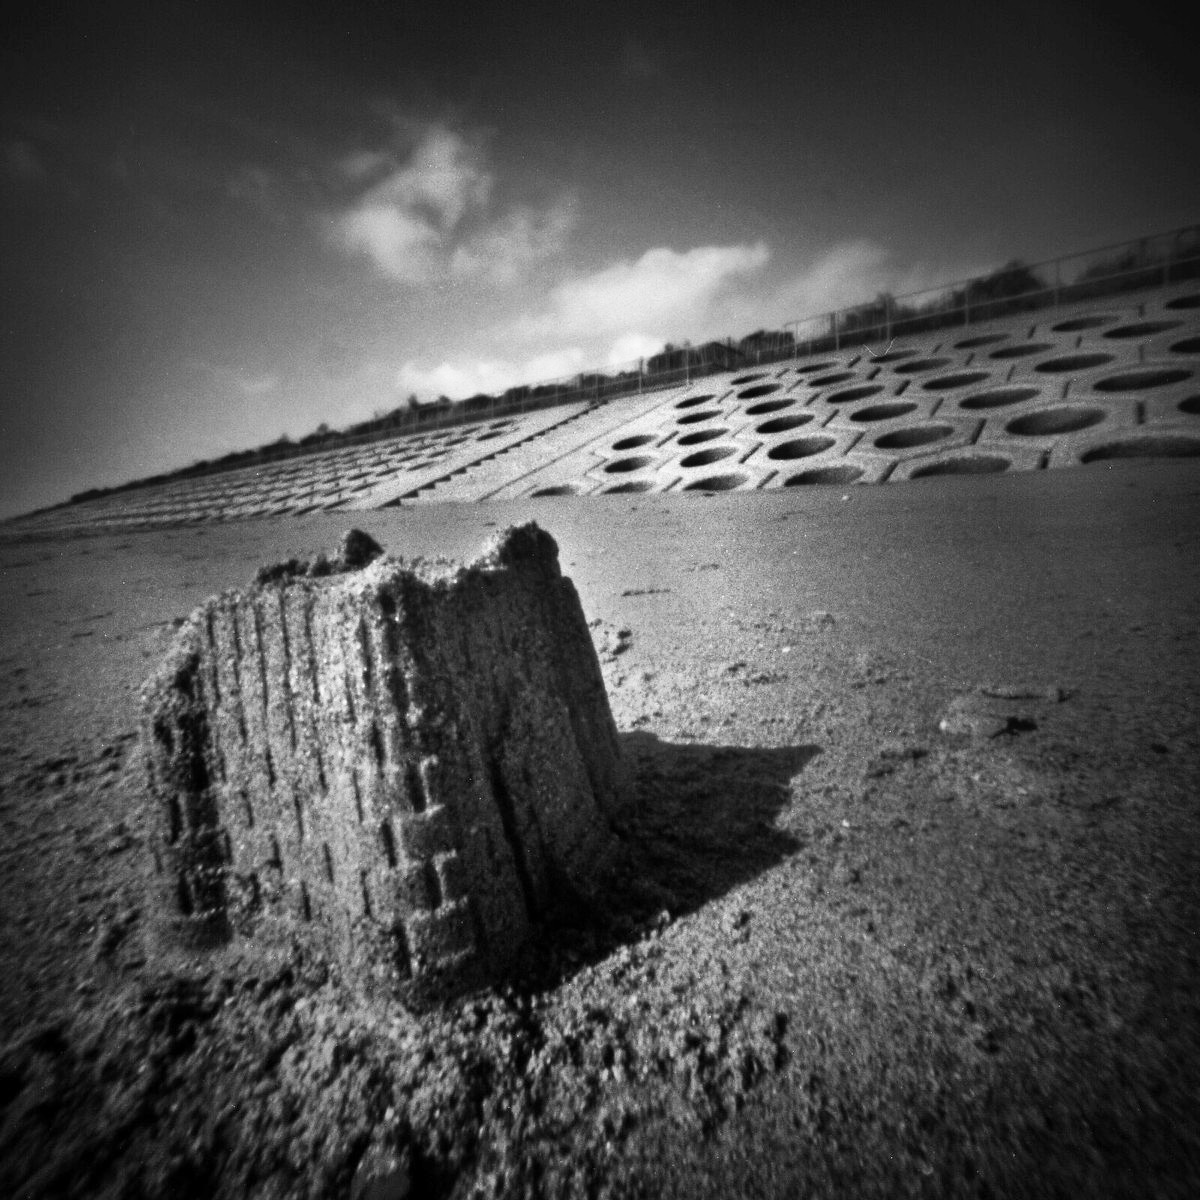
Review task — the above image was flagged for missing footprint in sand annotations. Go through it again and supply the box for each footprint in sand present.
[938,683,1070,739]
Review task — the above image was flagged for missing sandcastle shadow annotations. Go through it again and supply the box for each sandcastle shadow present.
[510,730,819,989]
[613,731,818,914]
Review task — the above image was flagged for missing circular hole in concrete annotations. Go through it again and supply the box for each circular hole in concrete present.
[894,357,951,375]
[1052,313,1118,331]
[810,372,857,387]
[827,384,884,404]
[1005,406,1106,436]
[1094,367,1193,392]
[869,349,918,362]
[851,401,918,423]
[1104,320,1183,339]
[784,464,865,486]
[768,436,837,460]
[1170,337,1200,354]
[1081,435,1200,463]
[612,434,655,451]
[731,372,767,385]
[988,343,1055,359]
[475,430,505,441]
[955,333,1010,348]
[604,480,655,493]
[923,371,990,391]
[676,393,716,410]
[874,424,953,450]
[1166,293,1200,310]
[745,398,795,415]
[1179,397,1200,415]
[684,472,748,492]
[959,385,1041,410]
[910,455,1011,478]
[677,409,722,426]
[795,361,838,374]
[738,383,781,400]
[677,427,728,446]
[1035,352,1115,373]
[756,413,814,434]
[531,484,578,497]
[604,455,656,474]
[680,445,738,468]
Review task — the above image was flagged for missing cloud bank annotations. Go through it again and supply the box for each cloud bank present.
[392,237,965,402]
[395,347,588,401]
[516,242,771,340]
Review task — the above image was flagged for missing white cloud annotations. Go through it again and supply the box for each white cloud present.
[335,204,443,282]
[394,334,674,404]
[450,199,576,284]
[515,242,770,340]
[754,240,981,328]
[328,125,573,287]
[767,240,893,317]
[605,332,664,366]
[656,239,982,343]
[395,346,588,401]
[387,127,492,228]
[329,126,492,282]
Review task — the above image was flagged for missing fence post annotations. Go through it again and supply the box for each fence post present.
[832,311,839,352]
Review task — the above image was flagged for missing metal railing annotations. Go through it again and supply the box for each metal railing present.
[783,225,1200,356]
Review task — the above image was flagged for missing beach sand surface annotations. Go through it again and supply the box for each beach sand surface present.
[1,459,1198,1198]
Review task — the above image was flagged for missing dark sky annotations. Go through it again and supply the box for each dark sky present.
[2,0,1197,517]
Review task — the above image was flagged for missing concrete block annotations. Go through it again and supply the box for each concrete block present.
[852,414,984,462]
[763,451,895,488]
[823,393,943,433]
[1141,391,1200,425]
[975,397,1138,453]
[1047,424,1200,470]
[889,443,1045,481]
[141,523,622,1004]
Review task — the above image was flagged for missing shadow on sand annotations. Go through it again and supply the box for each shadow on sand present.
[612,731,820,914]
[511,730,820,990]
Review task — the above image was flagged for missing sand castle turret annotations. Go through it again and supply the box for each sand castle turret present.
[140,523,623,1003]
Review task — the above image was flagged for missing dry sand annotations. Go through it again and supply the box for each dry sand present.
[1,459,1199,1198]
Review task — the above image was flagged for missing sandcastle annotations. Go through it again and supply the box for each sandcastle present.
[140,523,623,1002]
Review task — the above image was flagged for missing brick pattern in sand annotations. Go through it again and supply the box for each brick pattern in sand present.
[140,523,622,1002]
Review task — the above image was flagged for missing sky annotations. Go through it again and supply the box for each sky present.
[1,0,1197,518]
